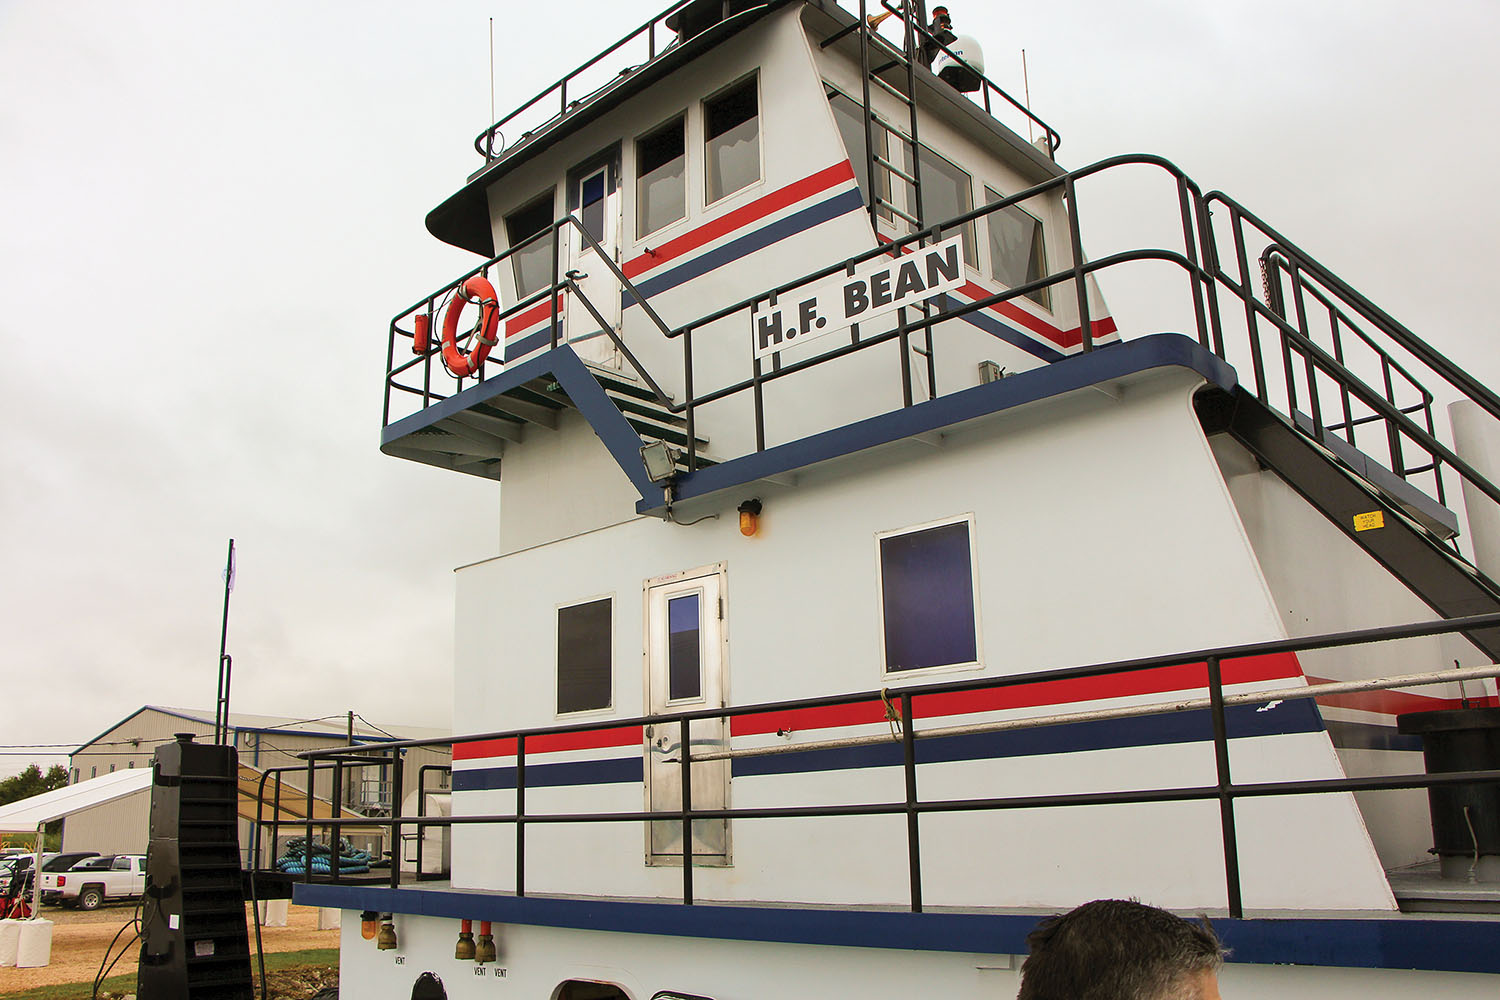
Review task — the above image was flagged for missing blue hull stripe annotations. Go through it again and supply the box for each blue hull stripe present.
[938,291,1065,364]
[452,700,1323,792]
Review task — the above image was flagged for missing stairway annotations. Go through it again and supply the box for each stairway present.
[1198,386,1500,661]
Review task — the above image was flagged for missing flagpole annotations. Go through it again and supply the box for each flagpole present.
[215,538,236,744]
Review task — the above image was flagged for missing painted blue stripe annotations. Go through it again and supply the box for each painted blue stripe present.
[644,333,1241,515]
[733,699,1324,778]
[451,700,1321,791]
[504,326,553,362]
[622,188,865,307]
[1326,719,1423,752]
[453,756,642,792]
[293,882,1500,973]
[940,291,1064,363]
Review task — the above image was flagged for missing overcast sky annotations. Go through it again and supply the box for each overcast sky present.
[3,1,1498,778]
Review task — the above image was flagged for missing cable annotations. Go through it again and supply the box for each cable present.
[353,714,400,740]
[91,898,142,999]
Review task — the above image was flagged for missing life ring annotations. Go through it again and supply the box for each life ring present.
[440,276,501,378]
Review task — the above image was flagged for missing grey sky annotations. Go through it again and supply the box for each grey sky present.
[3,1,1497,777]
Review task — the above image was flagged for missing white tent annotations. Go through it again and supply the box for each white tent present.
[0,768,153,918]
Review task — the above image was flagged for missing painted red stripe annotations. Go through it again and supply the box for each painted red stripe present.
[622,161,857,280]
[454,724,643,762]
[1305,675,1499,715]
[505,295,564,338]
[730,653,1304,738]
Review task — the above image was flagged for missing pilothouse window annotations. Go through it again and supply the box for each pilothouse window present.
[908,144,976,265]
[557,598,612,715]
[506,192,557,299]
[987,186,1049,309]
[704,75,760,204]
[827,88,892,221]
[637,115,686,238]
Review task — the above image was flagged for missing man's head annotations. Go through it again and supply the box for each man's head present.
[1016,899,1224,1000]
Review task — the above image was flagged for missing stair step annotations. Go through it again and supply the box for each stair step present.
[631,418,706,450]
[607,390,687,427]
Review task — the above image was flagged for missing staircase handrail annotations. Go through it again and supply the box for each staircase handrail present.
[1205,191,1500,423]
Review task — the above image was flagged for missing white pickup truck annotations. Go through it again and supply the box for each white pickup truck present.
[42,854,147,910]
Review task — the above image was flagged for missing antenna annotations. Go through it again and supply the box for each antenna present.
[213,539,235,744]
[489,18,496,126]
[1022,48,1033,142]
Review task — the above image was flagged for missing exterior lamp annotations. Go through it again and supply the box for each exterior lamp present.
[360,910,380,940]
[737,498,762,536]
[640,440,679,483]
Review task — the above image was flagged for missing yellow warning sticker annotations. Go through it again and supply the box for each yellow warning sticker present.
[1353,511,1385,532]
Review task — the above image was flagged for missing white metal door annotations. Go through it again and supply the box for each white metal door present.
[565,159,623,369]
[644,565,730,865]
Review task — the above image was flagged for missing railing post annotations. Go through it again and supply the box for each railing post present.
[389,749,404,891]
[901,692,922,913]
[271,773,283,872]
[330,759,344,883]
[303,758,315,884]
[1064,175,1092,352]
[551,221,562,350]
[1206,656,1244,919]
[516,734,527,897]
[683,327,697,472]
[680,716,694,905]
[1227,207,1267,401]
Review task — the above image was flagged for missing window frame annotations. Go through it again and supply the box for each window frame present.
[702,71,764,207]
[984,185,1051,311]
[555,594,616,719]
[875,513,984,679]
[504,188,560,301]
[825,84,895,224]
[910,143,978,272]
[634,110,691,242]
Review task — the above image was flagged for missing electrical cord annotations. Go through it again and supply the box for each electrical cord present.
[91,897,143,999]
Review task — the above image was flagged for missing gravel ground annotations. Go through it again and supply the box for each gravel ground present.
[0,901,338,994]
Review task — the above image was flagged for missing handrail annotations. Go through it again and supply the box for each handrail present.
[269,610,1500,919]
[873,0,1060,156]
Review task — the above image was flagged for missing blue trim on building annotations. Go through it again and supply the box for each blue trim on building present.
[293,881,1500,974]
[621,189,865,308]
[640,333,1239,515]
[381,346,659,498]
[450,698,1319,792]
[453,756,643,792]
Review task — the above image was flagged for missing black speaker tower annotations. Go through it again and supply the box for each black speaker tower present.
[137,733,254,999]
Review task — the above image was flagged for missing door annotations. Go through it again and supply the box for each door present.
[565,151,623,369]
[644,565,730,865]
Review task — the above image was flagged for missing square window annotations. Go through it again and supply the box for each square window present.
[878,518,979,672]
[505,191,557,299]
[637,115,686,237]
[705,75,760,204]
[986,187,1049,309]
[557,598,612,714]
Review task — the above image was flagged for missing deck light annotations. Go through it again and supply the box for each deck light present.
[641,440,679,483]
[360,910,379,940]
[455,919,476,960]
[376,915,398,950]
[738,498,762,536]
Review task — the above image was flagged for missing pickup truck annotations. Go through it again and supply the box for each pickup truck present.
[42,854,146,910]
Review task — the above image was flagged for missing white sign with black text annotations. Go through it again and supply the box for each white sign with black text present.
[750,235,966,360]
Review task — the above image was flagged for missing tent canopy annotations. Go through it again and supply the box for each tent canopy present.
[0,768,152,832]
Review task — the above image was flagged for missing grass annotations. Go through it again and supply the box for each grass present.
[2,947,339,1000]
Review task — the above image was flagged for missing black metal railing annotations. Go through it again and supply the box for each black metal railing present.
[259,612,1500,920]
[385,151,1500,541]
[473,1,1062,165]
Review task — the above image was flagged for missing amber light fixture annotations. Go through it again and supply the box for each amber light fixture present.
[737,498,762,536]
[360,910,380,940]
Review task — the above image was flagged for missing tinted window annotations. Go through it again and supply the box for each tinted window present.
[912,145,976,265]
[667,593,703,701]
[705,76,760,203]
[637,116,686,237]
[987,187,1049,308]
[557,598,612,714]
[879,519,978,672]
[506,192,557,299]
[112,856,132,870]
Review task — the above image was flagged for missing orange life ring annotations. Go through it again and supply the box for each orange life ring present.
[440,276,501,378]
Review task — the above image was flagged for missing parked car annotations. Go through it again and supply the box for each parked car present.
[47,854,146,910]
[36,852,101,903]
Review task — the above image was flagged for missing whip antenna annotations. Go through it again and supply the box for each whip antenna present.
[489,18,496,126]
[1022,48,1033,142]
